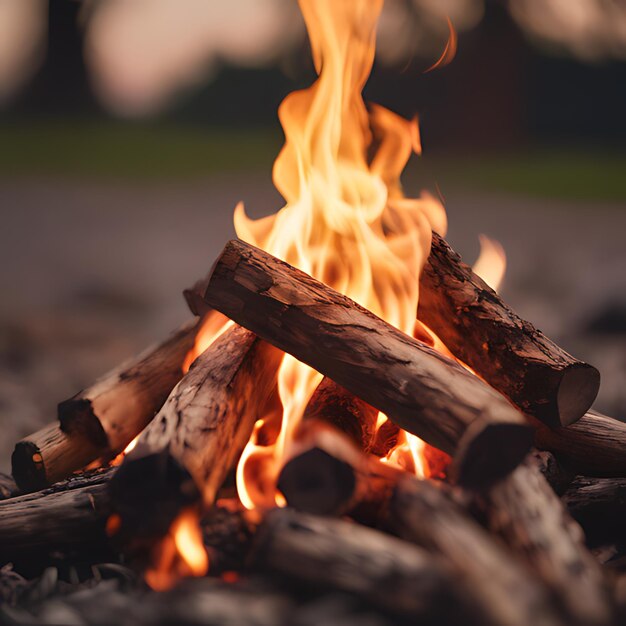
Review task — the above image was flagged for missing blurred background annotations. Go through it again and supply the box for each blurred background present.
[1,0,625,469]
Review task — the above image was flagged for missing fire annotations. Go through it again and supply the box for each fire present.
[473,234,507,292]
[425,16,458,73]
[144,508,208,591]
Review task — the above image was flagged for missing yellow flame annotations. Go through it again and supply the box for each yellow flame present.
[234,0,447,509]
[473,234,507,292]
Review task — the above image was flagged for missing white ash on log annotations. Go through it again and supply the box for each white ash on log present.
[475,455,613,626]
[12,424,105,493]
[387,477,565,626]
[109,325,282,540]
[200,239,532,488]
[251,508,467,621]
[58,318,201,456]
[418,232,600,426]
[532,410,626,477]
[562,476,626,548]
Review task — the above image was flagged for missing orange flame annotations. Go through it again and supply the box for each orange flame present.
[424,16,457,73]
[473,234,507,292]
[144,508,208,591]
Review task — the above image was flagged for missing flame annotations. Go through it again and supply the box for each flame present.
[473,234,507,292]
[144,508,208,591]
[424,16,457,73]
[234,0,448,509]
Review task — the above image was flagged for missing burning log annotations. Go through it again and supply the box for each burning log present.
[58,319,201,455]
[109,324,281,539]
[252,508,466,621]
[277,421,398,516]
[476,456,612,626]
[11,423,105,492]
[532,410,626,477]
[562,476,626,547]
[0,468,115,564]
[301,378,378,451]
[387,477,565,626]
[418,232,600,426]
[200,239,532,488]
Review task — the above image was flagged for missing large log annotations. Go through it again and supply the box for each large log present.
[532,410,626,477]
[562,476,626,547]
[252,508,466,621]
[58,318,201,454]
[477,456,612,626]
[200,239,532,488]
[12,423,105,492]
[418,232,600,426]
[387,477,564,626]
[109,324,282,540]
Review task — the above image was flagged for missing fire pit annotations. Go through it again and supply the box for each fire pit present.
[2,1,625,625]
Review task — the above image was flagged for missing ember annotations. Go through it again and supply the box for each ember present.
[3,1,623,625]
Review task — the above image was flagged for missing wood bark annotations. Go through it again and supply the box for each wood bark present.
[11,423,105,492]
[109,324,282,540]
[418,232,600,427]
[201,239,532,488]
[532,410,626,477]
[302,378,378,451]
[252,508,465,621]
[476,455,612,626]
[58,318,201,454]
[277,421,399,517]
[562,476,626,547]
[387,476,564,626]
[530,450,574,495]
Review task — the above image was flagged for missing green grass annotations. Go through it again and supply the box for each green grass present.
[1,121,624,203]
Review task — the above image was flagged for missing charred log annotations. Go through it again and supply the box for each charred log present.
[532,410,626,477]
[200,239,531,488]
[12,424,105,493]
[418,232,600,426]
[476,456,612,626]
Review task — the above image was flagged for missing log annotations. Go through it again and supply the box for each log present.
[418,232,600,426]
[476,456,612,626]
[0,468,115,563]
[109,324,282,540]
[532,410,626,477]
[387,477,564,626]
[277,421,399,517]
[0,473,18,500]
[301,378,378,451]
[11,423,105,492]
[251,508,466,621]
[530,450,574,495]
[200,239,532,488]
[58,318,201,454]
[562,476,626,547]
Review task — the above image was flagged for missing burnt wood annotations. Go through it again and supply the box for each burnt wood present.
[252,508,465,621]
[109,325,281,537]
[563,476,626,547]
[12,423,105,492]
[387,477,564,626]
[477,456,612,626]
[532,410,626,477]
[418,232,600,426]
[201,239,532,488]
[58,319,201,454]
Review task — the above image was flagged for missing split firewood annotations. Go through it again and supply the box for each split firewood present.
[562,476,626,547]
[0,468,115,564]
[252,508,467,621]
[58,318,201,455]
[301,377,378,451]
[277,421,399,517]
[475,455,612,626]
[109,324,282,540]
[11,423,105,492]
[200,239,532,488]
[387,477,565,626]
[532,410,626,477]
[418,232,600,427]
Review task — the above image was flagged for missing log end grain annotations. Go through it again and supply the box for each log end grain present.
[556,364,601,427]
[58,397,109,448]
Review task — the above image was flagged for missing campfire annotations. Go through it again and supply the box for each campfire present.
[2,1,625,625]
